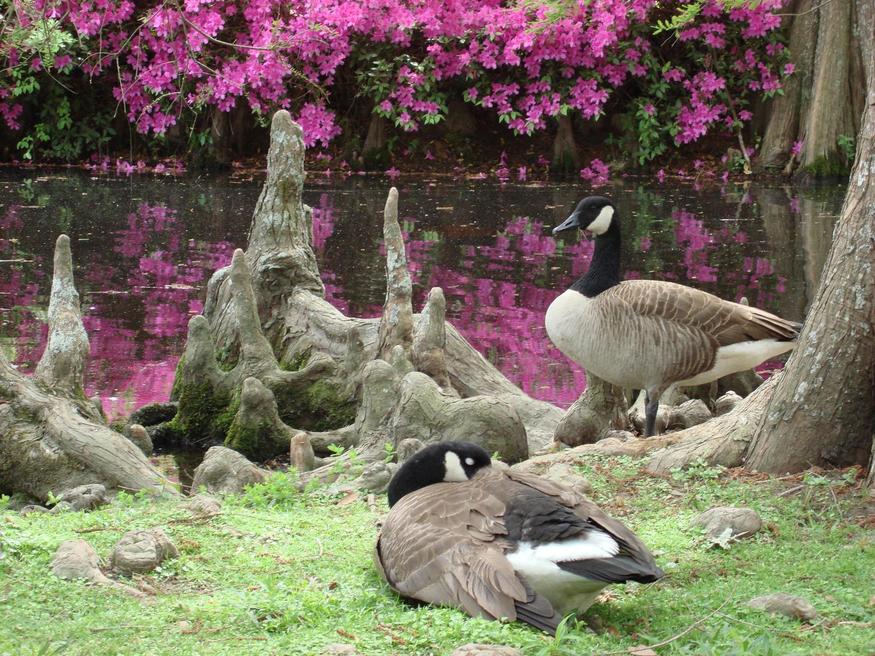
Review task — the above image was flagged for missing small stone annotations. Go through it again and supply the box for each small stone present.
[49,501,75,514]
[19,505,51,516]
[127,424,153,456]
[747,593,817,621]
[57,483,108,511]
[190,446,269,495]
[354,462,395,493]
[542,463,593,496]
[185,494,222,516]
[715,391,743,416]
[396,438,424,463]
[695,506,762,542]
[602,429,636,442]
[110,528,179,575]
[667,399,712,430]
[51,539,108,583]
[451,644,523,656]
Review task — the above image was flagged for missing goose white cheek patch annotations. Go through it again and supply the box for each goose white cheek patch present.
[587,205,614,235]
[443,451,469,482]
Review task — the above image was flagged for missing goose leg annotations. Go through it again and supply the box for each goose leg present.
[644,392,660,437]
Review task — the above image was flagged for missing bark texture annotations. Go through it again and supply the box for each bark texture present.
[759,0,865,176]
[0,236,176,500]
[553,373,627,447]
[746,3,875,470]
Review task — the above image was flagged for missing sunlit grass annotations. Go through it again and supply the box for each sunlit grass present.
[1,458,872,656]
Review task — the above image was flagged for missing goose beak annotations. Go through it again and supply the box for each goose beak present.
[552,211,580,236]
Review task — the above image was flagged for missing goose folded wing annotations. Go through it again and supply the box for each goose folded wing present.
[612,281,799,345]
[506,468,663,583]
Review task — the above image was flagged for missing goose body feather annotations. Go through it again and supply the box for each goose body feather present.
[375,466,662,631]
[546,279,798,392]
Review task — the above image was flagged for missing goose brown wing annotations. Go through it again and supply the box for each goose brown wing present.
[611,281,800,346]
[375,474,559,630]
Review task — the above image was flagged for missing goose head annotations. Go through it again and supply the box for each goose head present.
[553,196,615,237]
[387,441,492,507]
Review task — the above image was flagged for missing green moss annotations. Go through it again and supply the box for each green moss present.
[168,356,185,402]
[801,154,850,179]
[167,379,233,446]
[278,348,311,372]
[224,416,286,462]
[292,379,356,432]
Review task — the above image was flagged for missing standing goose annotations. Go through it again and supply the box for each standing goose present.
[375,441,663,634]
[546,196,802,436]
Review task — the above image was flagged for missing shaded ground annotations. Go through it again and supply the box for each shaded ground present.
[1,458,872,655]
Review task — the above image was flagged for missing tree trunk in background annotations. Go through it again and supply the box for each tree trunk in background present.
[745,0,875,473]
[759,0,816,169]
[551,114,580,176]
[759,0,864,176]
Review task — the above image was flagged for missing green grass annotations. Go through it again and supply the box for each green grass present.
[1,458,872,656]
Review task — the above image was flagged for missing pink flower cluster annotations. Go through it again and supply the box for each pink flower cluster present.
[1,0,790,153]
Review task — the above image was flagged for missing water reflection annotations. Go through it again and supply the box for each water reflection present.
[0,173,844,417]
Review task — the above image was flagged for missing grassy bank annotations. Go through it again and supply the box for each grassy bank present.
[1,456,872,656]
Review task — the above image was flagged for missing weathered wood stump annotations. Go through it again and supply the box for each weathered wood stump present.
[152,110,562,469]
[0,236,176,501]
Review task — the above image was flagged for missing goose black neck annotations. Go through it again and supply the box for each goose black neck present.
[570,219,622,297]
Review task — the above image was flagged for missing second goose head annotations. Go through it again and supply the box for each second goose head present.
[553,195,616,237]
[387,441,492,507]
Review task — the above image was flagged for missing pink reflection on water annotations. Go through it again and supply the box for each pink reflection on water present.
[2,194,787,418]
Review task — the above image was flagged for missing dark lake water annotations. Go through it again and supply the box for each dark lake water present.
[0,171,845,418]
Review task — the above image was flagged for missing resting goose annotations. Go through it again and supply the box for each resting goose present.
[546,196,802,436]
[375,441,663,634]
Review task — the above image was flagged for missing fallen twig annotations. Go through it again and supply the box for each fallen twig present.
[601,599,731,655]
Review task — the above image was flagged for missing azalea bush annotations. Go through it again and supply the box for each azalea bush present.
[0,0,790,163]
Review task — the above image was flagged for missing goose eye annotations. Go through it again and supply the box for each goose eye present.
[465,457,475,466]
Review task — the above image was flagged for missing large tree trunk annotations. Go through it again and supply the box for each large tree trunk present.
[746,100,874,466]
[747,0,874,472]
[649,0,874,477]
[759,0,865,176]
[0,236,176,501]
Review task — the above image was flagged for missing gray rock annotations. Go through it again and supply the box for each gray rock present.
[127,424,153,456]
[542,463,593,497]
[6,493,40,511]
[667,399,712,430]
[110,528,179,575]
[49,501,75,514]
[396,437,424,463]
[190,446,269,495]
[51,540,109,583]
[57,483,108,511]
[747,593,817,621]
[715,391,743,416]
[695,506,762,543]
[20,505,51,516]
[602,429,636,442]
[451,645,523,656]
[185,494,222,516]
[354,462,395,493]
